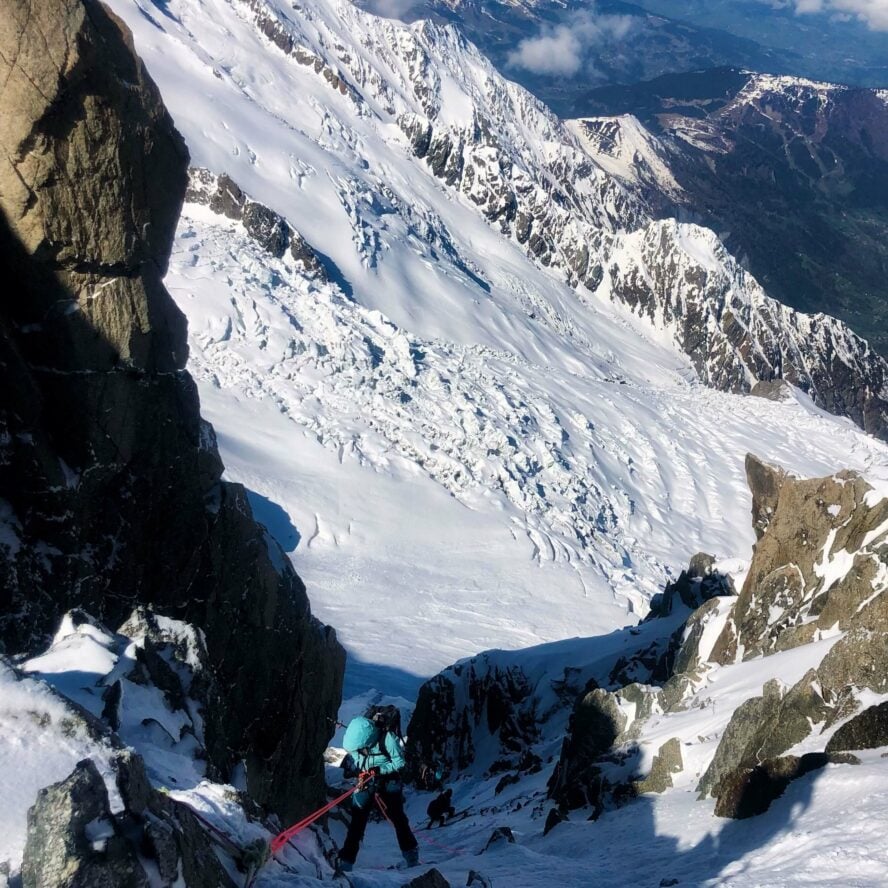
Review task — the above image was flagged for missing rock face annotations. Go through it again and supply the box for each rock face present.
[0,0,343,820]
[22,754,238,888]
[185,168,328,278]
[713,454,888,663]
[695,454,888,815]
[23,759,148,888]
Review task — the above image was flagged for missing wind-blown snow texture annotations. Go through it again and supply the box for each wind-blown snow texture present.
[106,0,888,677]
[73,1,888,884]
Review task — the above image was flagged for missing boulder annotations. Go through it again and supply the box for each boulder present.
[543,807,566,836]
[635,737,683,794]
[22,759,147,888]
[697,676,829,798]
[826,702,888,753]
[405,869,451,888]
[482,827,515,852]
[714,752,857,819]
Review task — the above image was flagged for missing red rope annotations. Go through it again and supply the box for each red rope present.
[270,780,365,854]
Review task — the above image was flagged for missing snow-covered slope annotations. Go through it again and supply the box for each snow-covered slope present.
[113,0,888,440]
[104,0,888,683]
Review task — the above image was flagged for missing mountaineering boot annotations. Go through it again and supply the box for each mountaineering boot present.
[402,848,420,868]
[336,858,354,874]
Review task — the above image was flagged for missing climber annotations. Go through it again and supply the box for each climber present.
[426,787,456,828]
[337,710,419,873]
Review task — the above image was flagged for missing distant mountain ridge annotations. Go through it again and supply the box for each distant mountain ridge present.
[576,69,888,360]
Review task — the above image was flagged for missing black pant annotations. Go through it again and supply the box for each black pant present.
[341,789,418,864]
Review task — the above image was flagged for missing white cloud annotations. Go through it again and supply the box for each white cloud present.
[506,8,634,77]
[793,0,888,29]
[362,0,420,20]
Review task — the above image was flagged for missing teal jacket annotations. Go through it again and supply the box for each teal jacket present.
[343,717,406,806]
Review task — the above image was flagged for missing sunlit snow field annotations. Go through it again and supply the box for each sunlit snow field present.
[38,0,888,884]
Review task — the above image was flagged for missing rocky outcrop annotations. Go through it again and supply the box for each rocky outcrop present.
[408,658,539,779]
[0,0,343,820]
[695,455,888,814]
[713,752,858,820]
[825,703,888,753]
[634,738,683,795]
[185,168,328,278]
[713,455,888,663]
[23,759,149,888]
[22,754,238,888]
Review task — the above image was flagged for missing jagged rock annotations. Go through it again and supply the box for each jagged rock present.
[548,688,626,810]
[635,738,683,794]
[0,0,343,821]
[187,167,328,275]
[482,827,515,852]
[543,807,566,836]
[114,750,153,817]
[714,752,857,819]
[408,659,537,779]
[242,201,289,258]
[209,174,247,220]
[645,553,733,620]
[712,457,888,662]
[22,759,148,888]
[826,703,888,753]
[405,869,451,888]
[745,454,788,541]
[750,379,794,402]
[698,672,830,799]
[112,749,236,888]
[143,818,180,884]
[290,231,329,281]
[494,773,520,795]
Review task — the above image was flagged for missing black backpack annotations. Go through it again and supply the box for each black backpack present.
[365,703,403,741]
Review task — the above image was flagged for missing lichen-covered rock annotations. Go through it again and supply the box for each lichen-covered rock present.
[22,759,148,888]
[713,752,857,819]
[634,738,683,794]
[0,0,343,821]
[712,455,888,663]
[697,674,831,799]
[825,702,888,753]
